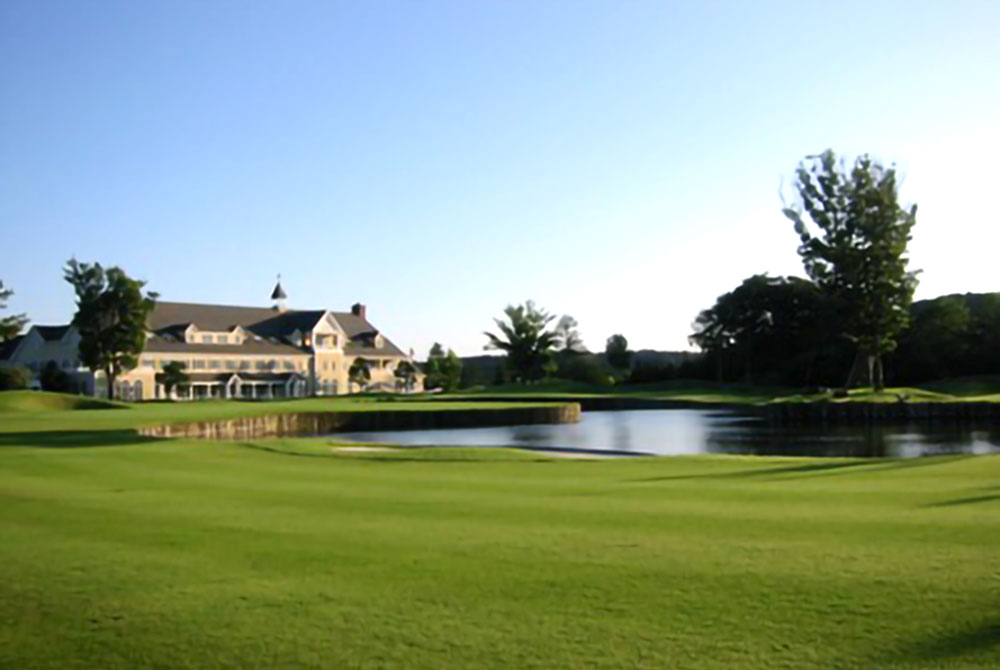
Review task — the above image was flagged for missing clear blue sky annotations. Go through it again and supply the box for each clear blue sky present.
[2,1,998,356]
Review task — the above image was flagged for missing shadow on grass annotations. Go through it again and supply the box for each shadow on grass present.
[893,620,1000,665]
[237,442,554,463]
[924,487,1000,507]
[629,455,973,484]
[0,430,164,448]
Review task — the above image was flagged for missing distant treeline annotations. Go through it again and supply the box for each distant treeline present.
[690,280,1000,388]
[456,290,1000,389]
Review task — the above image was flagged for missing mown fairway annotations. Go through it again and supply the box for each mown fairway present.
[1,402,999,668]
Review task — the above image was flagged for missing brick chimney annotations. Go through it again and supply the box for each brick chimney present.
[351,303,366,320]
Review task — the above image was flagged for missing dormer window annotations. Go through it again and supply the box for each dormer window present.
[202,335,213,343]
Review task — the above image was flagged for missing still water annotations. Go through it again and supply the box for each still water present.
[333,409,1000,457]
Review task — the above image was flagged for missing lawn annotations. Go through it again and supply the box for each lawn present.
[440,377,1000,404]
[0,390,560,435]
[1,402,998,669]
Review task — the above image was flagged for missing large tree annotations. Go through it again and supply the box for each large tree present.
[0,280,29,342]
[783,150,918,389]
[63,260,158,400]
[484,301,560,383]
[690,274,838,385]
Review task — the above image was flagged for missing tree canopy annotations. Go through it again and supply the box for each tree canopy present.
[0,280,29,343]
[690,274,838,386]
[160,361,190,399]
[483,301,560,383]
[63,260,157,400]
[393,360,418,392]
[348,357,372,392]
[783,150,918,389]
[605,334,630,371]
[423,344,463,392]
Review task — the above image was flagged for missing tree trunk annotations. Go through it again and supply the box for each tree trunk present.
[844,351,865,388]
[803,351,816,387]
[873,355,885,391]
[106,368,116,401]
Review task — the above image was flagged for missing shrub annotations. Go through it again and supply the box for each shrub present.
[0,364,30,391]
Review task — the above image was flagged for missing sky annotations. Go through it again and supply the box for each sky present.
[2,1,998,357]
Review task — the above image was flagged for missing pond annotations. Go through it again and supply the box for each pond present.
[331,409,1000,457]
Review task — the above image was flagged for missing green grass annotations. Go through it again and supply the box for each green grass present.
[0,390,561,435]
[1,413,999,668]
[443,377,1000,404]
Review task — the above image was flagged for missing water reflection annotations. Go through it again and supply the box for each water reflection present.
[331,410,1000,458]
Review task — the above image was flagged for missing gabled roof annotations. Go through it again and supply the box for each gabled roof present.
[331,311,406,357]
[148,302,328,336]
[0,335,24,361]
[145,301,408,357]
[35,325,70,342]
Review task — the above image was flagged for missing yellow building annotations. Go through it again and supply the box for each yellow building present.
[1,281,422,401]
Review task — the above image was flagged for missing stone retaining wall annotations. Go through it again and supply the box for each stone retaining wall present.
[137,404,581,440]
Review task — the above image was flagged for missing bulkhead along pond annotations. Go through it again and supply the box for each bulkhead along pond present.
[331,408,1000,458]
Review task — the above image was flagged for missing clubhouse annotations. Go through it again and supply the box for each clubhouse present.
[1,282,422,401]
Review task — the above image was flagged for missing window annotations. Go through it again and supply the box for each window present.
[225,361,237,370]
[202,335,213,343]
[218,335,228,344]
[193,360,206,369]
[209,360,221,369]
[255,360,268,370]
[322,361,329,371]
[332,335,338,347]
[239,361,251,370]
[142,359,155,369]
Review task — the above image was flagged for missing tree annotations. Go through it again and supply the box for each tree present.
[783,150,918,389]
[554,315,585,354]
[394,360,417,392]
[63,260,158,401]
[439,349,463,392]
[348,357,371,392]
[483,301,560,383]
[160,361,189,399]
[605,334,631,371]
[0,280,28,343]
[690,275,839,385]
[423,343,445,390]
[0,365,29,391]
[423,344,463,392]
[40,360,74,393]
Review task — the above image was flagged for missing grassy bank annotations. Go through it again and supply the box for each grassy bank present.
[0,390,562,435]
[1,421,999,668]
[438,376,1000,404]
